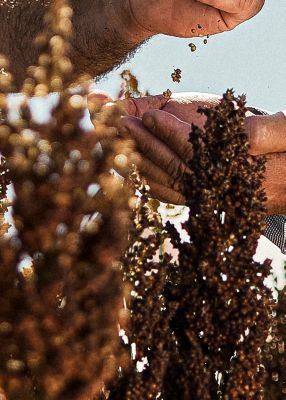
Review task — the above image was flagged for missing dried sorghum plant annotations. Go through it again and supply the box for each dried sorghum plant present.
[106,173,180,400]
[108,90,275,400]
[118,69,150,100]
[263,282,286,399]
[163,90,273,399]
[0,1,134,399]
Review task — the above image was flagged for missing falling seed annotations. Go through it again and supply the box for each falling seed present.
[188,43,197,52]
[171,68,182,83]
[163,89,172,98]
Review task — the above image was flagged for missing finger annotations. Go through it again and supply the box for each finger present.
[246,112,286,156]
[88,91,128,134]
[162,92,221,126]
[138,157,182,192]
[115,153,181,192]
[92,101,127,131]
[144,178,186,206]
[197,0,245,13]
[142,110,193,162]
[119,116,191,181]
[117,94,169,117]
[197,0,264,15]
[87,90,113,114]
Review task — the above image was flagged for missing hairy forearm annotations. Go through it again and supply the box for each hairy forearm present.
[0,0,149,90]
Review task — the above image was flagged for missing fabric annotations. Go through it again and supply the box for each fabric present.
[264,215,286,254]
[248,106,286,254]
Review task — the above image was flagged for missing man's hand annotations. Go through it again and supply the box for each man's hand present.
[89,91,286,212]
[121,106,286,213]
[124,0,265,39]
[1,0,265,90]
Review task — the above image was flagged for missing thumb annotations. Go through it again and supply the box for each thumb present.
[117,94,170,117]
[197,0,264,15]
[197,0,244,13]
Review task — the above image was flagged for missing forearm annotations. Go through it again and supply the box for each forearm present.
[246,111,286,155]
[264,152,286,215]
[0,0,149,90]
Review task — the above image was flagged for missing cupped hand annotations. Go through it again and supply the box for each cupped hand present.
[120,106,286,213]
[125,0,265,39]
[88,91,286,212]
[119,93,286,156]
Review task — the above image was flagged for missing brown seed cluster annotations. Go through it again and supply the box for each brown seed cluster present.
[165,91,274,399]
[163,89,172,98]
[106,174,178,400]
[171,68,182,83]
[0,1,134,399]
[107,91,276,400]
[119,70,151,99]
[263,284,286,399]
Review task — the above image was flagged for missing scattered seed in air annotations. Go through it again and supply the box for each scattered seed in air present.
[163,89,172,98]
[188,43,197,52]
[171,68,182,83]
[203,39,208,44]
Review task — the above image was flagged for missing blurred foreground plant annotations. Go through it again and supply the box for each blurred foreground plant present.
[0,1,135,399]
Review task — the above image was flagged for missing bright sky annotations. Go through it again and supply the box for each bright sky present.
[95,1,286,112]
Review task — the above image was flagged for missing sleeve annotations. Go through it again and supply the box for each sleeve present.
[264,215,286,255]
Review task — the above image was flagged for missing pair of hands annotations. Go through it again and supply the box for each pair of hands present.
[88,92,286,215]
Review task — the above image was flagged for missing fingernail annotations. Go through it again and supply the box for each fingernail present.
[143,115,155,130]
